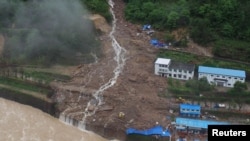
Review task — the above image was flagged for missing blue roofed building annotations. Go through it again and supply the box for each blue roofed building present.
[175,117,229,133]
[179,104,201,118]
[198,66,246,87]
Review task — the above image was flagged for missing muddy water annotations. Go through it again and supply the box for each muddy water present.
[0,98,109,141]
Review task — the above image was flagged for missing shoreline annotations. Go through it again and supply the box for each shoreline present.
[0,90,127,141]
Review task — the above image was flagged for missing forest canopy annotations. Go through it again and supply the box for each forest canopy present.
[123,0,250,62]
[0,0,102,66]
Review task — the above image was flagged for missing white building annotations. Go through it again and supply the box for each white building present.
[198,66,246,87]
[154,58,195,80]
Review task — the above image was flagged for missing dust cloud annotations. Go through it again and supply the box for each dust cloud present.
[2,0,98,65]
[0,97,108,141]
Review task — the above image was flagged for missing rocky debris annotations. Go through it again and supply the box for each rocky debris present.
[52,0,170,140]
[88,105,96,112]
[98,105,114,111]
[128,76,137,82]
[89,14,111,34]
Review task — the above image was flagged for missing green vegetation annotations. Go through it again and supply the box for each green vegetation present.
[166,78,250,105]
[167,77,215,97]
[0,66,71,99]
[81,0,112,23]
[0,66,71,84]
[23,70,71,84]
[0,76,53,95]
[124,0,189,30]
[124,0,250,62]
[207,110,250,121]
[213,39,250,62]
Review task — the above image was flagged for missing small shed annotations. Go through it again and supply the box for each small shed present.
[179,104,201,118]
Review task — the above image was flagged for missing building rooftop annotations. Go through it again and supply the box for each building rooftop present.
[180,104,201,110]
[155,58,171,65]
[169,61,195,72]
[198,66,246,78]
[176,117,229,129]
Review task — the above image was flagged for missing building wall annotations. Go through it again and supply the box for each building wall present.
[198,73,245,87]
[154,63,169,75]
[155,63,194,80]
[168,68,194,80]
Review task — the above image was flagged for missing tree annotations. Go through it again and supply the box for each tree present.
[198,77,214,92]
[141,2,155,16]
[221,23,234,37]
[190,18,216,45]
[185,77,214,95]
[228,81,248,95]
[167,11,179,29]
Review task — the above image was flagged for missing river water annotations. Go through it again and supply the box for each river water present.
[0,98,110,141]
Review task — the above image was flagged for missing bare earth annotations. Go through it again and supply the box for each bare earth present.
[50,0,213,140]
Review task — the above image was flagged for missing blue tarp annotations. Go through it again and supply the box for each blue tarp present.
[150,39,167,48]
[143,24,151,30]
[126,125,171,137]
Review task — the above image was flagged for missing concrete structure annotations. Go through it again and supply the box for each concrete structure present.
[154,58,195,80]
[198,66,246,87]
[179,104,201,118]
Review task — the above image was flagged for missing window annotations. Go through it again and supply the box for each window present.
[234,77,237,79]
[228,77,231,79]
[174,69,177,72]
[183,75,187,79]
[211,75,214,77]
[173,74,176,77]
[222,76,225,78]
[178,74,182,78]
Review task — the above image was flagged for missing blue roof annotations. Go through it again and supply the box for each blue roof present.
[198,66,246,78]
[176,117,229,129]
[180,104,201,110]
[126,125,171,137]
